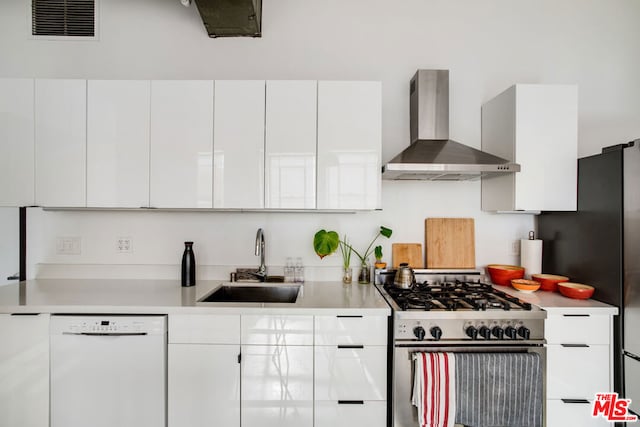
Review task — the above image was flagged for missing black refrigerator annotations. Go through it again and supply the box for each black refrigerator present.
[538,139,640,416]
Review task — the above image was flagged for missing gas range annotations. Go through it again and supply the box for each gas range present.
[375,270,546,343]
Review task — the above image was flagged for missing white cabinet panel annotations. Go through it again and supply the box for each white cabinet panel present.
[547,399,610,427]
[317,81,381,210]
[482,84,578,212]
[150,80,213,208]
[315,345,386,401]
[0,79,34,206]
[0,314,49,427]
[241,314,313,345]
[265,80,316,209]
[545,314,610,345]
[168,314,240,344]
[315,401,386,427]
[315,315,387,346]
[168,344,240,427]
[241,344,313,427]
[213,80,265,209]
[35,79,86,207]
[546,344,610,399]
[87,80,150,208]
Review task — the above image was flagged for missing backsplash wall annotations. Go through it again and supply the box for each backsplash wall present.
[27,180,533,280]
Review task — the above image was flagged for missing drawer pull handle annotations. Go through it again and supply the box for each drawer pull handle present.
[337,345,364,349]
[337,315,363,318]
[561,344,590,348]
[562,314,590,317]
[11,313,40,316]
[338,400,364,405]
[562,399,590,404]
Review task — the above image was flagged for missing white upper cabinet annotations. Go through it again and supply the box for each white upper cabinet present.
[35,79,87,207]
[317,81,381,210]
[0,79,34,206]
[265,80,317,209]
[481,84,578,212]
[87,80,150,208]
[213,80,265,209]
[150,81,214,208]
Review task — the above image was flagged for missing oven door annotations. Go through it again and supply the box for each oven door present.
[392,343,546,427]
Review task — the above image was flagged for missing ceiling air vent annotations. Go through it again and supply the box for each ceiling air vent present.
[32,0,96,37]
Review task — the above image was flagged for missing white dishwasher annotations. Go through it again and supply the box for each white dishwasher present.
[50,315,166,427]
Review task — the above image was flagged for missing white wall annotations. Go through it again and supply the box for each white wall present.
[2,0,639,280]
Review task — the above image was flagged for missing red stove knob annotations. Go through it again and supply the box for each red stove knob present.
[413,326,426,341]
[430,326,443,341]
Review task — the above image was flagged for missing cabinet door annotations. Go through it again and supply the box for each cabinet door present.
[213,80,265,209]
[168,344,240,427]
[547,399,610,427]
[546,344,611,399]
[87,80,150,208]
[35,79,86,207]
[314,346,386,401]
[317,81,381,210]
[241,344,313,427]
[0,314,49,427]
[241,314,314,346]
[265,80,316,209]
[315,401,386,427]
[0,79,34,206]
[150,80,213,208]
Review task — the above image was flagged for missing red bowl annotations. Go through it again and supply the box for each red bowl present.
[557,282,595,300]
[531,274,569,292]
[486,264,525,286]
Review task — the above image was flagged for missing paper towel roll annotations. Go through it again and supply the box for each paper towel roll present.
[520,239,542,279]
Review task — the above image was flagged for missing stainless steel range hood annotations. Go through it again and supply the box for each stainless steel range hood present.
[382,70,520,181]
[193,0,262,38]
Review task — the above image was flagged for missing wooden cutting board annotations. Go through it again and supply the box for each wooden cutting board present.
[425,218,475,268]
[392,243,424,268]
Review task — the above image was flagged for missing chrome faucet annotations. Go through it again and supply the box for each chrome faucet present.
[255,228,267,280]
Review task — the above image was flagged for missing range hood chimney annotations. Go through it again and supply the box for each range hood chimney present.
[193,0,262,38]
[382,70,520,181]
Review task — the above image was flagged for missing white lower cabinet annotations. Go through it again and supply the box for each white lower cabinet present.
[315,401,387,427]
[0,314,49,427]
[545,313,614,427]
[167,314,240,427]
[241,344,314,427]
[168,344,240,427]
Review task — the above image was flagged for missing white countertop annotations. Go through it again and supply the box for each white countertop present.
[495,284,618,315]
[0,279,391,316]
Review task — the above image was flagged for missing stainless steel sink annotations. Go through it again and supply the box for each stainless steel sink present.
[199,285,300,304]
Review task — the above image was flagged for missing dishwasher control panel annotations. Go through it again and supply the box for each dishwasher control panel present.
[50,315,166,335]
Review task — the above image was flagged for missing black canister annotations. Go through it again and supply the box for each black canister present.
[181,241,196,287]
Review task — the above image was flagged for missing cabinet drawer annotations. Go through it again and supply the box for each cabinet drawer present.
[547,344,610,399]
[315,400,386,427]
[545,314,609,345]
[315,315,387,345]
[546,399,610,427]
[169,314,240,344]
[242,315,313,345]
[315,345,386,401]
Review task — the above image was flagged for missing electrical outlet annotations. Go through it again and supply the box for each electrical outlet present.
[511,240,521,257]
[117,237,133,253]
[56,237,81,255]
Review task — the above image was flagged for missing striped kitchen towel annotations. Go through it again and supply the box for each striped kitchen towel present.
[412,352,456,427]
[454,352,543,427]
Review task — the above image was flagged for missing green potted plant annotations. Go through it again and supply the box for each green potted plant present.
[314,226,392,284]
[374,245,387,269]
